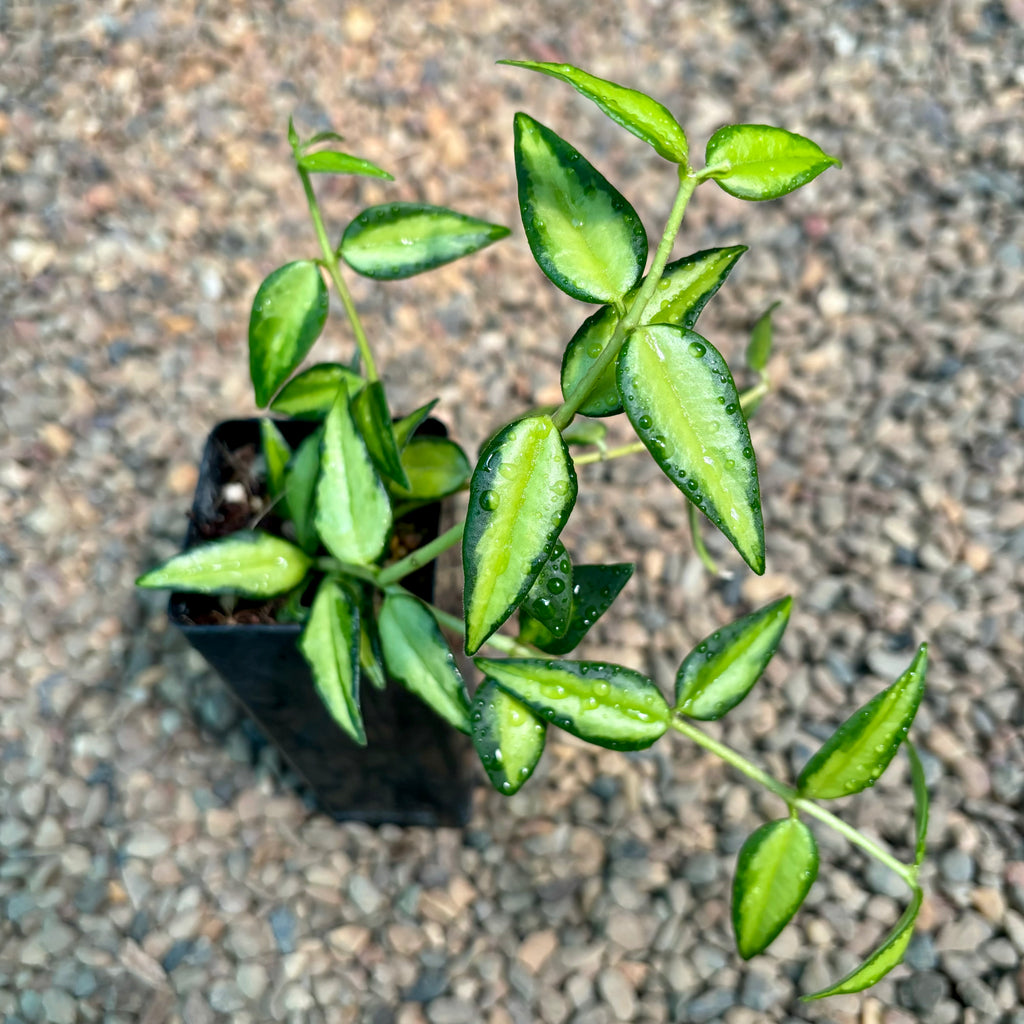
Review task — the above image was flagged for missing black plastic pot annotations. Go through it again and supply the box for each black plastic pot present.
[169,418,474,827]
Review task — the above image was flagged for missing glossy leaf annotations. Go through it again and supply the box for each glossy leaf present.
[500,60,688,164]
[315,392,392,565]
[389,436,471,502]
[618,325,765,573]
[514,112,647,304]
[747,300,780,374]
[297,149,393,179]
[803,888,922,999]
[378,593,472,732]
[704,124,841,201]
[136,531,311,597]
[906,739,929,867]
[358,609,387,692]
[518,563,634,656]
[287,117,300,150]
[476,657,669,751]
[340,202,509,280]
[351,381,409,488]
[732,818,818,959]
[798,644,928,799]
[562,419,607,449]
[269,363,364,419]
[463,415,577,654]
[562,246,747,417]
[471,677,547,795]
[392,399,439,450]
[520,540,573,639]
[284,427,322,553]
[260,419,291,501]
[675,597,792,719]
[248,261,329,407]
[302,130,346,149]
[298,580,365,745]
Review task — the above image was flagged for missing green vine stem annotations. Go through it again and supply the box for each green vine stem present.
[377,521,465,587]
[414,597,538,658]
[552,167,699,431]
[669,717,918,888]
[687,502,721,576]
[297,167,380,382]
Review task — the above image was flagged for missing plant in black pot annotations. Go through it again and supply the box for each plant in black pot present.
[139,61,932,997]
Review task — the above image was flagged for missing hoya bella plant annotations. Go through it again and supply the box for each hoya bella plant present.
[139,61,930,997]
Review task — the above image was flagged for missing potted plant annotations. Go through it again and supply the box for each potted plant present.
[138,60,930,998]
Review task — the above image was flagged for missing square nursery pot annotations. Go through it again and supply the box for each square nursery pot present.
[168,417,475,827]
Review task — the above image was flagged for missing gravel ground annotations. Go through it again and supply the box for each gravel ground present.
[2,1,1023,1021]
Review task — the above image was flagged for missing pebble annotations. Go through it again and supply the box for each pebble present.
[684,988,737,1023]
[517,929,557,972]
[268,905,297,954]
[237,963,269,1001]
[426,998,475,1024]
[597,968,636,1020]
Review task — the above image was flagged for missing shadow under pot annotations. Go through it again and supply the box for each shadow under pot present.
[167,417,474,828]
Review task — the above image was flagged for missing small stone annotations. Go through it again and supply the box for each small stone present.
[124,826,170,859]
[282,983,315,1012]
[598,968,636,1020]
[901,971,949,1012]
[939,849,974,884]
[41,988,76,1024]
[426,997,475,1024]
[268,906,296,954]
[0,819,30,847]
[682,852,719,887]
[350,876,385,915]
[237,963,269,1001]
[388,925,424,956]
[205,807,236,839]
[405,967,447,1003]
[209,980,245,1013]
[605,912,653,951]
[685,988,736,1023]
[328,925,370,955]
[971,887,1006,923]
[517,929,557,973]
[936,912,994,953]
[34,817,64,849]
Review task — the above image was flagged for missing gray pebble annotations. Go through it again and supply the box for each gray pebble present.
[349,876,385,915]
[40,989,75,1024]
[405,966,447,1003]
[904,931,938,971]
[939,849,974,884]
[426,997,475,1024]
[682,852,719,887]
[900,971,949,1012]
[268,905,296,954]
[684,988,737,1023]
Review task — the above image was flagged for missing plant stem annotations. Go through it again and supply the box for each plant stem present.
[740,377,769,415]
[552,167,699,432]
[377,521,465,587]
[572,440,647,467]
[427,602,538,658]
[687,502,721,575]
[313,556,377,584]
[669,717,917,889]
[297,168,379,382]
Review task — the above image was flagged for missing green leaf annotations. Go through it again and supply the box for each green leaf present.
[562,246,747,417]
[803,888,922,999]
[136,531,311,597]
[351,381,410,488]
[732,817,818,959]
[248,261,330,408]
[798,644,928,799]
[340,203,509,280]
[260,419,291,501]
[618,325,764,573]
[269,363,365,419]
[747,300,780,374]
[297,150,393,179]
[520,540,573,639]
[287,117,300,150]
[471,677,547,795]
[378,593,471,732]
[388,436,471,502]
[463,415,577,655]
[906,739,929,867]
[357,590,387,691]
[514,112,648,304]
[704,124,841,201]
[675,597,792,720]
[298,580,365,745]
[518,563,633,656]
[561,419,607,449]
[500,60,688,164]
[315,392,392,565]
[476,657,669,751]
[393,399,439,450]
[284,428,322,553]
[302,130,346,149]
